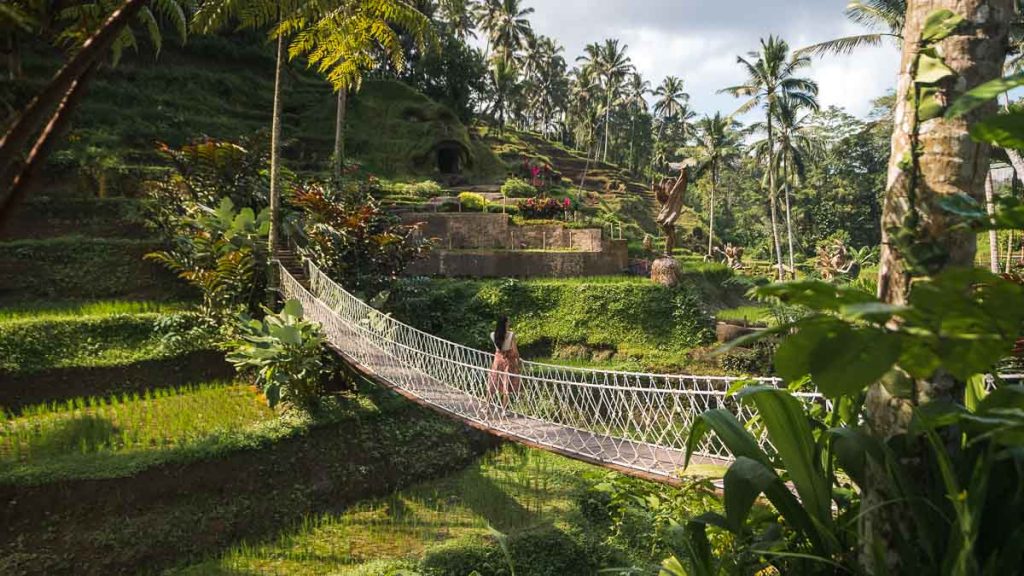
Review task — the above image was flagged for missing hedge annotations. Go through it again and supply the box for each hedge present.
[0,237,193,302]
[0,312,197,373]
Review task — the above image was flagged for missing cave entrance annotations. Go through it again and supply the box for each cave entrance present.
[437,145,461,175]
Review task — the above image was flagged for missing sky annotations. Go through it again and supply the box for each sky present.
[514,0,901,120]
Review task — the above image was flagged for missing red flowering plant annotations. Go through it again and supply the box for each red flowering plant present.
[519,195,575,220]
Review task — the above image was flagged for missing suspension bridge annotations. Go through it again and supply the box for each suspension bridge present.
[274,256,1018,485]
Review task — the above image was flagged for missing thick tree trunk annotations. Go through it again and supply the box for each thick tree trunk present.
[986,170,999,272]
[333,87,348,180]
[268,31,285,254]
[0,0,147,218]
[864,1,1012,572]
[1,64,98,231]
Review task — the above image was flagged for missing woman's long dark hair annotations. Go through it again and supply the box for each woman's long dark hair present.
[494,316,509,349]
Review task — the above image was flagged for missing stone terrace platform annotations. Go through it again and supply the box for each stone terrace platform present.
[400,213,628,278]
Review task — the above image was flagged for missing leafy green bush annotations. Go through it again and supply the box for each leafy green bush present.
[292,183,432,297]
[146,197,270,319]
[226,300,327,408]
[500,177,536,198]
[458,192,486,212]
[0,312,204,373]
[486,203,519,216]
[0,237,190,303]
[418,527,593,576]
[401,180,444,198]
[419,536,497,576]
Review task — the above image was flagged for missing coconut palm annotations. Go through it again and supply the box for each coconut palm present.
[435,0,476,40]
[750,97,818,273]
[692,113,741,257]
[194,0,432,249]
[625,72,650,173]
[722,35,818,280]
[653,76,688,123]
[800,0,906,56]
[284,0,432,178]
[475,0,532,65]
[577,39,633,162]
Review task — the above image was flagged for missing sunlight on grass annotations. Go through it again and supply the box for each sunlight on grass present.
[176,445,588,575]
[715,305,774,326]
[0,300,188,323]
[0,382,277,484]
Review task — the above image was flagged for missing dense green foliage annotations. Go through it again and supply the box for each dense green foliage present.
[0,237,191,303]
[385,276,713,367]
[227,300,329,409]
[0,311,202,374]
[292,182,433,297]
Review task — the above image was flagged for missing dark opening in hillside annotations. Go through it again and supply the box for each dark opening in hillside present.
[437,144,461,175]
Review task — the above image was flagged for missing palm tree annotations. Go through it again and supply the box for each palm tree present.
[692,113,741,257]
[475,0,533,65]
[435,0,476,40]
[722,35,818,280]
[194,0,432,250]
[284,0,433,179]
[578,39,633,163]
[763,97,818,274]
[653,76,688,123]
[625,73,650,173]
[800,0,906,56]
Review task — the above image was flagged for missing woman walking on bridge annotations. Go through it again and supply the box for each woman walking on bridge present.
[489,317,521,411]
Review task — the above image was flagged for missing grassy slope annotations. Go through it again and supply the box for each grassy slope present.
[480,128,701,235]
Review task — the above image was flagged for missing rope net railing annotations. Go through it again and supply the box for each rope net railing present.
[278,260,1022,480]
[278,261,829,479]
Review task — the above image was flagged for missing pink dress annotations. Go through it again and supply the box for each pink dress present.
[489,331,521,396]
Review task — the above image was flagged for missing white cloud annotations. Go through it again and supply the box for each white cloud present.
[510,0,902,121]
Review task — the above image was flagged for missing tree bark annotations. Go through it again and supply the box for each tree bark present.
[783,152,796,278]
[865,1,1012,572]
[268,30,285,255]
[603,88,611,163]
[708,164,717,257]
[986,169,999,272]
[1,64,98,231]
[766,107,784,280]
[333,87,348,181]
[0,0,148,218]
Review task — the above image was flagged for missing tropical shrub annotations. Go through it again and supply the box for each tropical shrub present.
[290,182,432,297]
[500,177,537,198]
[458,192,486,212]
[518,196,570,220]
[146,197,270,320]
[402,180,444,198]
[226,299,327,409]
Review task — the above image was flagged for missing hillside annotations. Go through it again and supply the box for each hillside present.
[480,128,700,236]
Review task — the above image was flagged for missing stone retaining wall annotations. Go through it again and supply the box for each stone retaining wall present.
[405,241,628,278]
[399,213,626,277]
[400,213,604,251]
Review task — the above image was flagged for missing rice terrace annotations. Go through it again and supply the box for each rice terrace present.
[2,0,1024,574]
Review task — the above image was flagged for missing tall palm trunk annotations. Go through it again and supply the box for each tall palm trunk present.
[333,87,347,180]
[603,88,612,163]
[766,108,784,280]
[865,1,1012,572]
[707,163,717,257]
[783,151,796,277]
[986,169,999,272]
[268,30,285,254]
